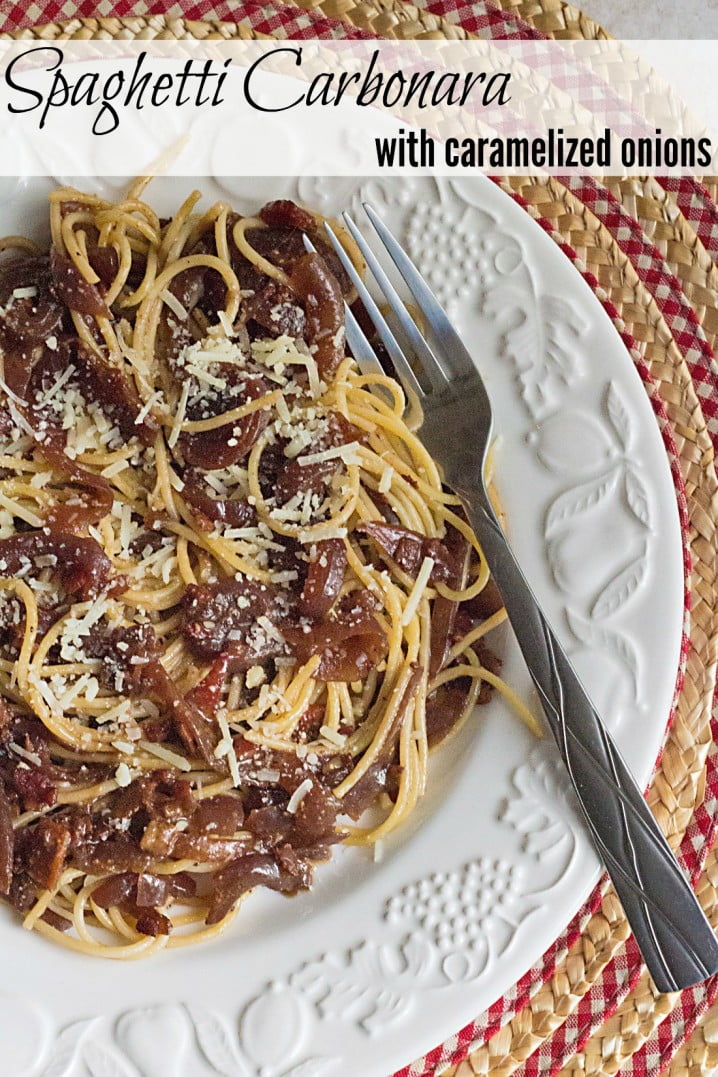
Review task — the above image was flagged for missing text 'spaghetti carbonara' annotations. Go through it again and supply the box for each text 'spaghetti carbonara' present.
[0,181,535,958]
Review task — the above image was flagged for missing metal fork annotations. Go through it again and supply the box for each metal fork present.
[320,203,718,993]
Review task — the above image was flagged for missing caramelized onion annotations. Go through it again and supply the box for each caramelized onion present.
[0,528,116,600]
[50,248,110,319]
[290,252,344,378]
[298,538,347,619]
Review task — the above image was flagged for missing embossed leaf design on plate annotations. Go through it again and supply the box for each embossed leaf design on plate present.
[544,467,621,539]
[83,1040,138,1077]
[185,1003,250,1077]
[566,610,640,700]
[39,1019,96,1077]
[591,540,649,619]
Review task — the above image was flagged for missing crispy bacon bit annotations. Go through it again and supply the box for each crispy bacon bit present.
[243,280,306,339]
[290,253,344,378]
[186,656,229,719]
[11,767,56,812]
[358,521,454,582]
[0,528,117,600]
[299,539,347,619]
[22,818,71,890]
[259,200,315,232]
[135,909,172,936]
[182,577,281,662]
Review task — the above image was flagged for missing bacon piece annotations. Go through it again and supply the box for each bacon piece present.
[259,200,315,232]
[71,839,151,877]
[181,577,281,662]
[135,909,171,936]
[91,872,136,909]
[140,819,251,864]
[10,767,56,812]
[0,529,116,600]
[181,376,274,470]
[243,280,306,339]
[284,590,387,682]
[298,538,347,619]
[290,253,344,378]
[50,248,110,319]
[186,656,229,719]
[92,870,195,909]
[0,781,14,895]
[23,818,71,890]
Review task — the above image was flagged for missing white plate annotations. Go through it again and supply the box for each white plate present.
[0,175,684,1077]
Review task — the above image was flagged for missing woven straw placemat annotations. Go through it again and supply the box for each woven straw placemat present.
[4,5,718,1076]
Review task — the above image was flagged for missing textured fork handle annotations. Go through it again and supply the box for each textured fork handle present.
[461,489,718,992]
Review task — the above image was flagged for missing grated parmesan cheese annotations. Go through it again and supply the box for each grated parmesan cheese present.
[101,458,129,478]
[139,740,192,772]
[216,712,240,787]
[160,289,188,321]
[298,442,360,467]
[114,763,133,787]
[319,725,347,747]
[378,466,394,494]
[287,778,313,814]
[245,665,266,689]
[135,390,163,426]
[168,381,190,449]
[401,556,435,627]
[8,742,41,767]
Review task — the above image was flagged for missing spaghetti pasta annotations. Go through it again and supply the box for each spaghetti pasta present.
[0,183,527,958]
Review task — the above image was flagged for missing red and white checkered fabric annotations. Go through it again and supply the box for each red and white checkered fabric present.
[3,1,717,1073]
